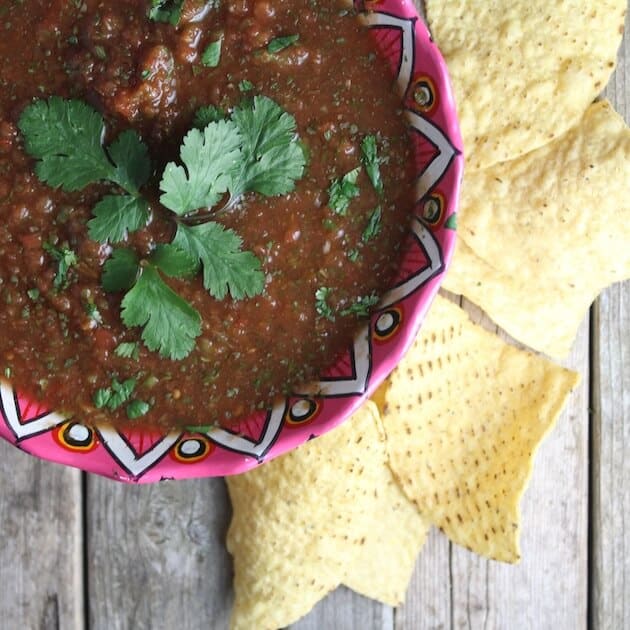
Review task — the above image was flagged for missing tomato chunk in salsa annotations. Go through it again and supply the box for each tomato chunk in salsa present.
[0,0,414,430]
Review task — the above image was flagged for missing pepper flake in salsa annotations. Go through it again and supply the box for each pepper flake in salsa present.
[0,0,415,430]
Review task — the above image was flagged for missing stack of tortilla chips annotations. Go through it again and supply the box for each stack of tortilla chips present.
[226,1,630,627]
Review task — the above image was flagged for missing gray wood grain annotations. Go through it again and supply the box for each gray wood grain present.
[86,476,232,630]
[447,314,590,630]
[0,443,82,630]
[591,13,630,629]
[591,283,630,630]
[291,588,393,630]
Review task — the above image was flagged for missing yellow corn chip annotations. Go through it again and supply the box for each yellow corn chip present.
[342,469,430,606]
[426,0,626,170]
[443,101,630,357]
[373,296,579,563]
[226,402,427,629]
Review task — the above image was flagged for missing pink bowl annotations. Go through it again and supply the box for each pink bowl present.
[0,0,463,482]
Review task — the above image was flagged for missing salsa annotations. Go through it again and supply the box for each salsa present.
[0,0,414,430]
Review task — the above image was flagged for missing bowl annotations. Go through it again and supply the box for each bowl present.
[0,0,463,482]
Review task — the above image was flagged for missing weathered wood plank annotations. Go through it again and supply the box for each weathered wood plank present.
[591,14,629,630]
[590,282,630,630]
[394,296,589,630]
[394,529,451,630]
[0,444,83,630]
[448,313,589,630]
[291,588,393,630]
[86,476,232,630]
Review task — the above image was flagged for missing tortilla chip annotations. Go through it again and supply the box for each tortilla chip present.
[373,296,579,563]
[226,402,427,629]
[426,0,626,170]
[342,468,430,606]
[443,101,630,357]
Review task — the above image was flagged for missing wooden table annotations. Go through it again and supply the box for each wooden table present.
[0,8,628,630]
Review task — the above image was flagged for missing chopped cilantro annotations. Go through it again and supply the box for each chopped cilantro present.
[193,105,225,129]
[362,206,382,242]
[43,242,78,289]
[126,399,151,419]
[267,34,300,54]
[201,38,222,68]
[114,342,140,360]
[93,378,137,411]
[360,135,384,196]
[85,302,102,324]
[328,167,360,215]
[347,248,360,262]
[315,287,335,321]
[238,79,254,92]
[27,288,40,301]
[148,0,184,25]
[340,293,380,318]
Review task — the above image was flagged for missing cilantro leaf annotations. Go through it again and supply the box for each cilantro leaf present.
[114,342,140,360]
[149,0,183,25]
[340,293,380,318]
[328,167,360,215]
[159,119,242,215]
[230,96,306,197]
[201,38,222,68]
[19,97,114,191]
[267,34,300,54]
[102,248,140,292]
[173,223,265,300]
[19,98,151,200]
[108,130,152,194]
[360,135,384,196]
[43,242,78,289]
[88,195,150,244]
[362,206,382,243]
[121,265,201,360]
[150,243,198,279]
[193,105,225,129]
[315,287,335,321]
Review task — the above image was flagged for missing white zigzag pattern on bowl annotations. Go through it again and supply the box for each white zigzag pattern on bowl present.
[202,398,287,461]
[0,381,65,441]
[97,426,182,478]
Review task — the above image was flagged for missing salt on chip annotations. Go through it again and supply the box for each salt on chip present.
[226,402,427,629]
[373,296,579,563]
[426,0,626,171]
[443,100,630,358]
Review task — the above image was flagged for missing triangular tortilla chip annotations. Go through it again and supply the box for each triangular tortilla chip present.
[226,402,427,629]
[373,296,579,562]
[443,101,630,357]
[426,0,626,170]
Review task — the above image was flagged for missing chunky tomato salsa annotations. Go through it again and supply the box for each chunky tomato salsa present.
[0,0,414,430]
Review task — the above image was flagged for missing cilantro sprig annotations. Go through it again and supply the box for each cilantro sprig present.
[19,95,306,362]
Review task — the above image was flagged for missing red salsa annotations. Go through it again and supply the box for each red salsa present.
[0,0,414,430]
